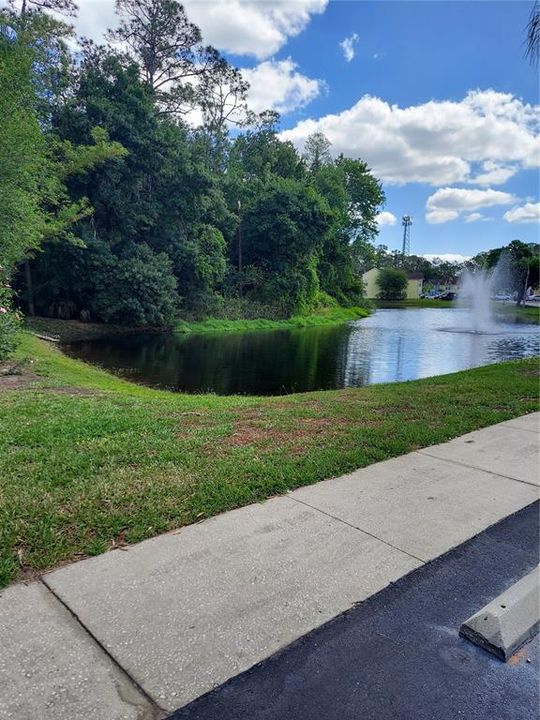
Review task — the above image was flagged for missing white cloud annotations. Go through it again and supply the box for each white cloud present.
[281,90,540,186]
[185,0,328,59]
[340,33,359,62]
[465,212,487,223]
[7,1,328,58]
[423,253,471,264]
[425,187,516,224]
[243,59,321,114]
[375,211,397,226]
[503,202,540,224]
[469,161,517,186]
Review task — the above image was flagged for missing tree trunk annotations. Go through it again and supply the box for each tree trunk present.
[237,202,243,298]
[24,260,35,316]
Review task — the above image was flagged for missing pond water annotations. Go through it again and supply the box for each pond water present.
[63,308,539,396]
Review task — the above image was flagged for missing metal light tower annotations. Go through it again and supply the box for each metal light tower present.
[401,215,412,256]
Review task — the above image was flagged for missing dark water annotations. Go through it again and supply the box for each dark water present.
[63,308,539,396]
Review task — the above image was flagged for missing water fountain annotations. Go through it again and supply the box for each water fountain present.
[459,269,495,333]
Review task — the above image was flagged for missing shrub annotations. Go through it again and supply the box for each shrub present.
[376,268,408,300]
[0,271,21,360]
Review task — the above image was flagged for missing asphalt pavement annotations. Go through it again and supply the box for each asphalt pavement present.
[168,501,540,720]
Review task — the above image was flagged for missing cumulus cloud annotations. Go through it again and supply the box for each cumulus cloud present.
[281,90,540,186]
[50,0,328,59]
[469,161,517,186]
[503,202,540,224]
[340,33,359,62]
[464,212,487,223]
[425,187,516,224]
[375,211,397,226]
[423,253,471,264]
[185,0,327,59]
[243,59,322,114]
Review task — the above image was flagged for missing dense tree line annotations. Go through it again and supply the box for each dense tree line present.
[0,0,385,346]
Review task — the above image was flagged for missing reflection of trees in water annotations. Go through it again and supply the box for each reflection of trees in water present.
[342,327,372,388]
[65,313,540,395]
[72,325,357,395]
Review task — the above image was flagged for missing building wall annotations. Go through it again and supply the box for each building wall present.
[362,268,380,299]
[362,268,423,300]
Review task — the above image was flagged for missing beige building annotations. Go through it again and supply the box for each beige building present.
[362,268,424,300]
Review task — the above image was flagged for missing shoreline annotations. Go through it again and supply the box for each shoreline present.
[0,332,537,587]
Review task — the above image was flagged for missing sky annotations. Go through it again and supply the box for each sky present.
[6,0,540,261]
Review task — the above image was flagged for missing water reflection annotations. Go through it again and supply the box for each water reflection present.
[64,308,539,395]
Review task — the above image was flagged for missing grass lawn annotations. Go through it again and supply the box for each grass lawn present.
[375,299,456,309]
[0,332,538,588]
[175,305,370,334]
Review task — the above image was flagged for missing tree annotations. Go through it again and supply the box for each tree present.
[240,178,332,313]
[526,1,539,66]
[303,132,332,171]
[107,0,235,120]
[376,268,408,300]
[195,56,251,171]
[108,0,201,90]
[93,242,178,326]
[10,0,77,16]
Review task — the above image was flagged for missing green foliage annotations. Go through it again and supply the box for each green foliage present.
[470,240,540,305]
[0,276,21,360]
[93,243,178,326]
[240,178,331,313]
[0,19,45,273]
[376,268,408,300]
[8,2,387,328]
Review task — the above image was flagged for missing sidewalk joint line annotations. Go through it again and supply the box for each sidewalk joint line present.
[286,495,426,565]
[416,450,539,489]
[39,577,165,719]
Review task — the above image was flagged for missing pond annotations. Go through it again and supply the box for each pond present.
[63,308,539,396]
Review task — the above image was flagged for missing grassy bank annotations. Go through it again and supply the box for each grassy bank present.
[0,333,537,588]
[175,306,370,334]
[498,303,540,324]
[375,299,456,309]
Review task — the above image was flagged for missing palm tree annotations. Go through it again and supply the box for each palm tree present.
[525,1,539,65]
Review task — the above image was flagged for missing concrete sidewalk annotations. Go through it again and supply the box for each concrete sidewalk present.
[1,413,538,719]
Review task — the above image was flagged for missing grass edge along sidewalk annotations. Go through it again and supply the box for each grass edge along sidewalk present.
[0,332,538,588]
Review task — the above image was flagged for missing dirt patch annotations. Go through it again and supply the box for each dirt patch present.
[0,371,40,391]
[226,415,335,450]
[0,363,95,396]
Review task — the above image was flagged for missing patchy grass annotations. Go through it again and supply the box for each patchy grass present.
[0,332,538,588]
[175,306,370,334]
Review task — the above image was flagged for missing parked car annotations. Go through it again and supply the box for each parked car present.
[439,291,456,301]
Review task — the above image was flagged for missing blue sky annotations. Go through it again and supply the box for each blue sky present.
[11,0,539,261]
[255,1,539,260]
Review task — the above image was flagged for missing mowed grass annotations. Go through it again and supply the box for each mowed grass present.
[0,332,538,587]
[175,305,370,334]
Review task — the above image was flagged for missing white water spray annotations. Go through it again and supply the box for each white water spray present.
[459,269,495,333]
